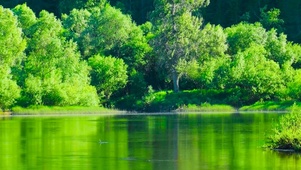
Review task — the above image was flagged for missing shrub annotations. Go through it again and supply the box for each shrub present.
[267,103,301,151]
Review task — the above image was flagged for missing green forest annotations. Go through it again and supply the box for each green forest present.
[1,0,301,112]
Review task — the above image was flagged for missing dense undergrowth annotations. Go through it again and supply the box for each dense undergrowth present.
[112,89,297,112]
[113,89,232,112]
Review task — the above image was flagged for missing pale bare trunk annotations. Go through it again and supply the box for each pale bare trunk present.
[172,71,180,92]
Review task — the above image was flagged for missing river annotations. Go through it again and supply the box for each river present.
[0,112,300,170]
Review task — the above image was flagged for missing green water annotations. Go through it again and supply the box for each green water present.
[0,113,300,170]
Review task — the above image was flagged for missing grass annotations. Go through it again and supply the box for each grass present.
[266,103,301,152]
[11,105,125,115]
[176,103,236,112]
[129,89,231,112]
[239,101,298,111]
[118,89,301,112]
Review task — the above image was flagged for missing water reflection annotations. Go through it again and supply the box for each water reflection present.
[1,113,301,170]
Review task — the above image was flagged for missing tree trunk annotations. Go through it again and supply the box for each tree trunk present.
[172,70,180,92]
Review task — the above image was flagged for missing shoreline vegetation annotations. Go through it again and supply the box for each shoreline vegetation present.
[1,2,301,119]
[1,100,299,116]
[4,106,126,116]
[266,103,301,152]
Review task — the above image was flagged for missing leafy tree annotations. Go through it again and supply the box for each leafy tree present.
[109,24,151,70]
[176,24,229,90]
[226,22,300,67]
[286,69,301,100]
[260,7,284,33]
[25,11,63,79]
[80,5,135,58]
[0,6,25,110]
[184,57,230,90]
[88,55,128,100]
[63,4,150,65]
[63,4,151,98]
[265,29,301,67]
[198,24,228,60]
[0,68,21,110]
[0,6,26,68]
[150,0,209,92]
[289,44,301,69]
[225,22,268,55]
[227,44,284,105]
[21,10,99,106]
[62,8,91,42]
[12,3,37,36]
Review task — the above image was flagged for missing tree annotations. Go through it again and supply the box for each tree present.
[227,44,284,105]
[225,22,268,55]
[198,24,228,60]
[286,69,301,100]
[265,29,297,67]
[80,5,135,58]
[179,24,229,89]
[260,7,284,33]
[62,8,91,42]
[0,6,25,110]
[0,68,21,110]
[88,55,128,100]
[21,10,99,106]
[12,3,37,35]
[63,4,151,98]
[0,6,26,68]
[150,0,209,92]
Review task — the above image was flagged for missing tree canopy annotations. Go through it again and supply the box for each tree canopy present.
[1,2,301,111]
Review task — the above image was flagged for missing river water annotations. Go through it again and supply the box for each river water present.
[0,112,300,170]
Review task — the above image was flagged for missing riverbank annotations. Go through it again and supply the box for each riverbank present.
[239,101,301,111]
[175,103,237,112]
[3,100,298,116]
[114,90,300,112]
[8,106,125,115]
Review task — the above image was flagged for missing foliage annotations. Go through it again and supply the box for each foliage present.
[0,6,26,67]
[20,10,99,107]
[222,22,296,105]
[11,105,120,115]
[240,101,297,111]
[80,5,135,57]
[225,22,267,55]
[267,104,301,151]
[63,4,150,72]
[177,104,235,112]
[12,4,37,34]
[260,7,284,33]
[0,6,25,110]
[2,3,301,112]
[62,8,91,42]
[3,0,301,43]
[150,0,207,92]
[265,29,297,66]
[286,70,301,100]
[0,69,21,110]
[183,24,229,89]
[88,55,128,100]
[119,89,233,112]
[227,44,284,104]
[198,24,228,60]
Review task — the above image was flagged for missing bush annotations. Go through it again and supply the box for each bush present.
[266,103,301,151]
